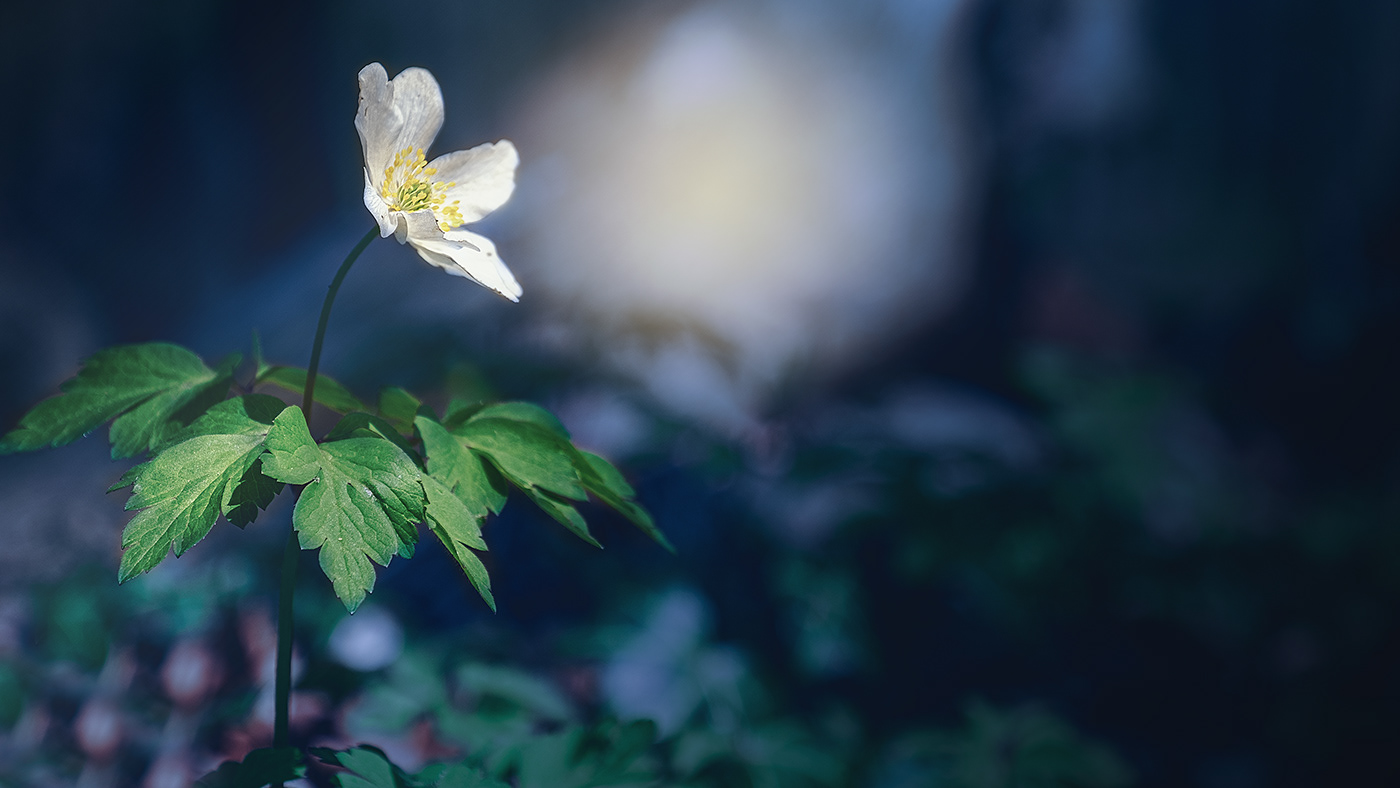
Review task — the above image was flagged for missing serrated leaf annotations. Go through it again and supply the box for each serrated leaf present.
[525,489,601,549]
[261,407,426,612]
[108,461,148,493]
[577,453,673,552]
[174,396,290,528]
[109,353,239,458]
[378,386,423,434]
[457,418,587,501]
[118,432,268,582]
[226,457,284,528]
[195,747,306,788]
[258,365,368,414]
[261,406,322,485]
[462,403,667,551]
[178,394,287,440]
[417,416,506,518]
[470,402,571,439]
[422,476,486,551]
[423,475,494,610]
[0,343,233,459]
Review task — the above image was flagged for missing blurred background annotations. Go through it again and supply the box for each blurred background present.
[1,0,1399,785]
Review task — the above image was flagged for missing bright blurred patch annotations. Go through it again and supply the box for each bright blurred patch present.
[515,1,977,431]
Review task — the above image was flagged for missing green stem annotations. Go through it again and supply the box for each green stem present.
[273,225,378,754]
[302,226,380,415]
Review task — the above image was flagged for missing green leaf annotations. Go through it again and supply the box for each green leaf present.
[258,365,368,414]
[417,416,507,518]
[514,720,660,788]
[0,343,235,459]
[470,402,571,438]
[159,396,288,528]
[378,386,424,434]
[423,475,495,611]
[176,393,288,441]
[226,457,284,528]
[110,353,239,458]
[327,746,401,788]
[118,431,271,582]
[456,663,573,722]
[525,489,601,549]
[328,412,420,460]
[108,461,148,493]
[195,747,306,788]
[577,453,673,553]
[440,405,668,552]
[443,398,487,431]
[460,405,666,550]
[425,764,510,788]
[261,407,426,612]
[456,418,587,501]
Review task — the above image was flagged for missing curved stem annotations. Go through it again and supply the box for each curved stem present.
[273,225,378,753]
[302,226,380,414]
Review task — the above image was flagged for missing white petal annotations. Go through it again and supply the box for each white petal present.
[355,63,445,191]
[355,63,397,189]
[396,209,443,245]
[410,230,523,302]
[387,67,444,155]
[428,140,520,224]
[362,169,398,238]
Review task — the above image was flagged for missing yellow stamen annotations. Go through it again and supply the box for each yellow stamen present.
[379,146,466,232]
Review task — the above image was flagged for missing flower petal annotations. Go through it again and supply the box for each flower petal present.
[355,63,445,191]
[387,67,445,155]
[410,230,522,302]
[356,63,398,188]
[428,140,520,224]
[362,169,398,238]
[396,209,442,245]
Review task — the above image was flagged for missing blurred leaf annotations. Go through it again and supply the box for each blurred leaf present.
[456,663,573,722]
[40,579,111,669]
[328,411,419,459]
[261,407,424,611]
[512,720,660,788]
[195,747,306,788]
[0,343,235,458]
[326,746,401,788]
[379,386,424,434]
[886,701,1133,788]
[423,764,510,788]
[258,365,368,414]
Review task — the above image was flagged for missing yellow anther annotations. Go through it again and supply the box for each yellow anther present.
[378,146,466,232]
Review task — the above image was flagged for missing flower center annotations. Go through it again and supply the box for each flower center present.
[380,147,466,232]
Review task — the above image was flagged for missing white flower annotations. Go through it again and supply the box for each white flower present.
[356,62,522,301]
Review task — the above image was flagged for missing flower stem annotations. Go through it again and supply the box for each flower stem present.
[301,226,380,414]
[273,225,379,754]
